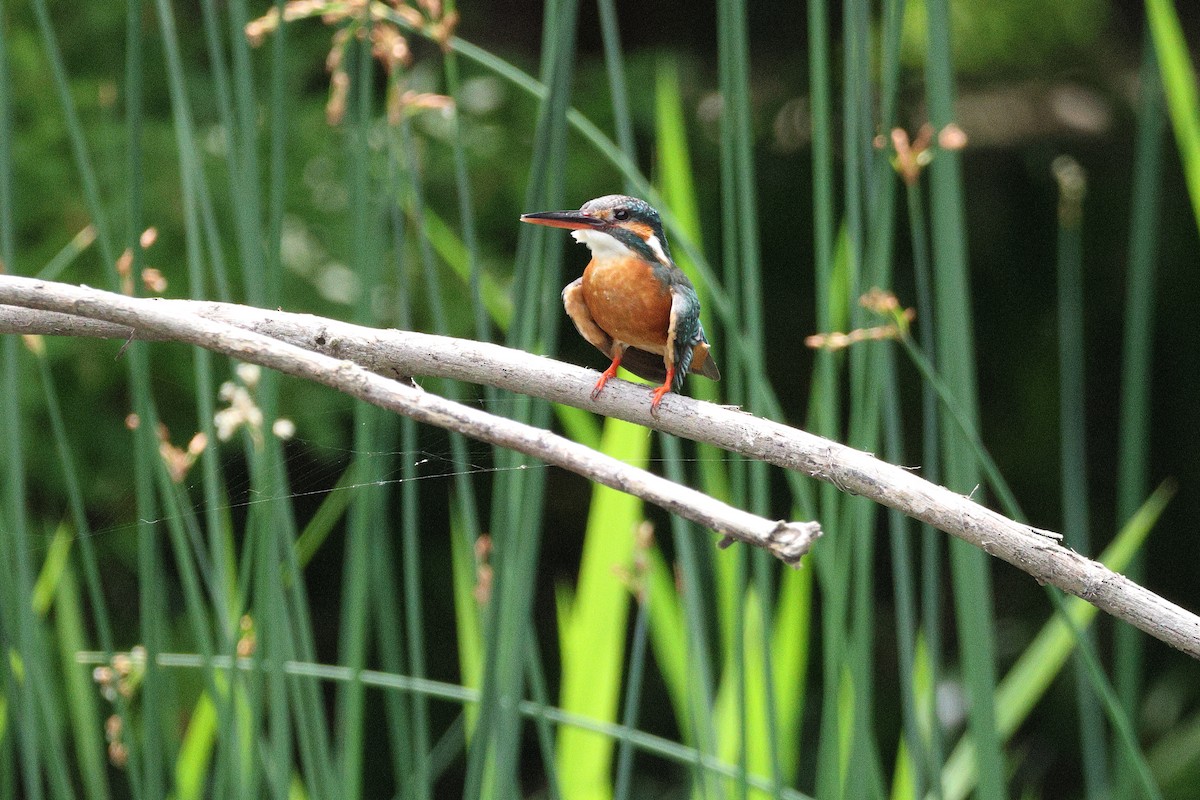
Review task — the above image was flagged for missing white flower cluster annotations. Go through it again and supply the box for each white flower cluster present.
[213,363,295,445]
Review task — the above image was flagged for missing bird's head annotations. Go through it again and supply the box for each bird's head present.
[521,195,673,267]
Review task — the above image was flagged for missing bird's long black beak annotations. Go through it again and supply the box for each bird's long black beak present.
[519,209,605,231]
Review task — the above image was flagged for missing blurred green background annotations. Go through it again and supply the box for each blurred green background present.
[3,0,1200,798]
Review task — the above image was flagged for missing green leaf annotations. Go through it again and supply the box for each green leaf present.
[644,543,690,741]
[31,523,73,617]
[450,504,484,734]
[175,690,219,800]
[1147,0,1200,236]
[556,418,648,800]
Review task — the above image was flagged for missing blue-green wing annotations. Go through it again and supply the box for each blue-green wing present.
[669,286,720,390]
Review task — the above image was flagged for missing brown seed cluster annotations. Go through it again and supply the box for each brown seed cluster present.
[92,647,148,768]
[246,1,457,126]
[115,227,166,296]
[805,289,916,351]
[874,123,968,186]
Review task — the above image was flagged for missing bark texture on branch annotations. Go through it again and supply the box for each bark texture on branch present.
[0,278,818,566]
[1,277,1197,659]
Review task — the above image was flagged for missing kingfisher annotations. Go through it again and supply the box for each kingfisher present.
[521,194,720,413]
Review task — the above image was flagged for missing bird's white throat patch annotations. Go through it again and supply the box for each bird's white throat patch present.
[571,229,629,258]
[572,228,670,265]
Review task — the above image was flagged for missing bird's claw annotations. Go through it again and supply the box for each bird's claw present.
[591,373,613,400]
[649,385,670,416]
[591,362,623,401]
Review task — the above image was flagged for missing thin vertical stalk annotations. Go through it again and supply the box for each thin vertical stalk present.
[613,596,651,800]
[265,0,288,305]
[525,634,564,800]
[25,1,166,793]
[0,11,46,789]
[718,0,766,403]
[124,3,172,795]
[1,335,47,800]
[817,0,880,795]
[132,410,166,800]
[807,0,837,408]
[28,0,118,281]
[663,436,723,800]
[905,178,945,798]
[847,0,906,792]
[806,5,846,792]
[882,357,926,799]
[1053,155,1108,798]
[386,133,432,800]
[399,414,431,800]
[152,1,245,793]
[369,459,417,798]
[465,0,579,791]
[1113,31,1166,800]
[395,90,487,794]
[715,13,750,794]
[197,0,243,301]
[225,0,267,305]
[597,0,636,181]
[923,0,1005,795]
[874,2,925,797]
[724,0,793,794]
[250,492,293,799]
[716,2,751,794]
[437,4,492,370]
[841,0,865,311]
[336,31,382,799]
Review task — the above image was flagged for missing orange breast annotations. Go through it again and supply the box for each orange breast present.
[582,256,672,352]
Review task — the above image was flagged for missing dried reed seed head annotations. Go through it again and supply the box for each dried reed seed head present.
[474,533,492,561]
[236,362,262,387]
[635,520,655,550]
[272,418,297,440]
[372,26,412,71]
[473,564,493,606]
[21,334,44,356]
[105,714,123,739]
[141,268,167,293]
[115,249,133,277]
[237,617,257,658]
[859,287,900,314]
[881,123,967,185]
[326,71,350,125]
[938,123,968,150]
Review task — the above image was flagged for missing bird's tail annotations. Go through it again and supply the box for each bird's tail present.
[690,343,720,381]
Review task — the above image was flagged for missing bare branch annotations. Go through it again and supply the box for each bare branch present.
[0,277,818,566]
[2,277,1198,659]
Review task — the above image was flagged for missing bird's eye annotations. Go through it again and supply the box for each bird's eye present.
[614,208,630,221]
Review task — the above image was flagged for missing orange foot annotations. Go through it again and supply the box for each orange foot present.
[649,384,671,415]
[649,365,676,416]
[591,358,623,400]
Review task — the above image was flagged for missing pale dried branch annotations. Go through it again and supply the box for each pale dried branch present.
[0,277,818,566]
[2,277,1198,659]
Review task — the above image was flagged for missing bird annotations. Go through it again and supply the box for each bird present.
[520,194,719,414]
